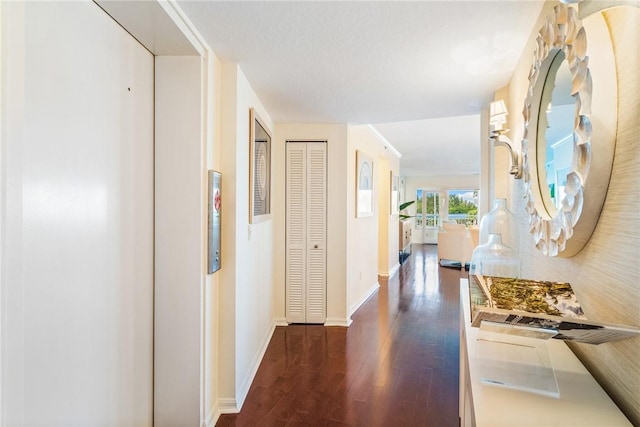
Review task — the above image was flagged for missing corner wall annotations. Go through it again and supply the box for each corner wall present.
[204,51,222,425]
[218,63,277,410]
[347,126,400,317]
[377,158,392,277]
[503,3,640,423]
[155,55,203,427]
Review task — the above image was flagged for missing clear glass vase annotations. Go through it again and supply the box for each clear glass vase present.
[469,233,520,278]
[479,198,520,258]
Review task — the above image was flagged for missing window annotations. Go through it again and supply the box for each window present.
[447,189,478,225]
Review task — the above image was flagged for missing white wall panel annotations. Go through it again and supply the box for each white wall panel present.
[1,2,153,424]
[218,63,277,409]
[305,144,327,324]
[286,144,307,323]
[154,56,203,427]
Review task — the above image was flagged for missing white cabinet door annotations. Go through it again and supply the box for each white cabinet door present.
[286,142,327,323]
[286,144,307,323]
[2,2,153,423]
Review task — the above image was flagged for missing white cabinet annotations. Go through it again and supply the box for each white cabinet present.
[399,219,412,253]
[459,279,631,427]
[286,142,327,324]
[423,225,438,244]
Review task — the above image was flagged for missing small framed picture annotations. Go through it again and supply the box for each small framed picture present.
[356,150,374,217]
[391,172,399,215]
[208,170,222,274]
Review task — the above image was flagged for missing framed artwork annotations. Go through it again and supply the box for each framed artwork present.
[208,170,222,274]
[356,150,374,217]
[249,108,272,223]
[390,172,399,215]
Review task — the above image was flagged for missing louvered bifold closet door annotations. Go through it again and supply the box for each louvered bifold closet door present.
[286,143,307,323]
[305,143,327,323]
[286,141,327,324]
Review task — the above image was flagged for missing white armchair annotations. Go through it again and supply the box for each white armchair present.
[437,223,478,268]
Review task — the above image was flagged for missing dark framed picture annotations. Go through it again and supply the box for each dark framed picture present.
[249,108,272,223]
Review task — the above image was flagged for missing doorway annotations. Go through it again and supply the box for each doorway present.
[285,141,328,324]
[417,189,440,244]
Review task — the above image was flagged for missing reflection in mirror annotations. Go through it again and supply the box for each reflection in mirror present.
[539,50,574,215]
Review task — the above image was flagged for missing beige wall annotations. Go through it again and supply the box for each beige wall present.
[218,62,277,410]
[205,51,222,425]
[378,158,392,276]
[347,126,401,313]
[501,3,640,423]
[274,123,350,325]
[272,124,401,327]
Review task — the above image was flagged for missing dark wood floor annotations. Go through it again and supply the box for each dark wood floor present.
[217,244,466,427]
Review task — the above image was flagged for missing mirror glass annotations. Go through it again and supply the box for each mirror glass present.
[538,50,574,215]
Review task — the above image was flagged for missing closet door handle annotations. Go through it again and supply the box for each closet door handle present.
[313,244,319,249]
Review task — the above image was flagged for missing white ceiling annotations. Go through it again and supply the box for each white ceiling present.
[177,0,545,176]
[373,114,481,176]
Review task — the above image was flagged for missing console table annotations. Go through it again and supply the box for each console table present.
[459,279,631,426]
[399,219,412,264]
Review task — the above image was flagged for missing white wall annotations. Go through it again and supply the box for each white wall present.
[274,124,350,326]
[347,126,400,316]
[1,2,153,424]
[204,51,223,426]
[154,56,203,427]
[378,158,391,276]
[218,63,276,410]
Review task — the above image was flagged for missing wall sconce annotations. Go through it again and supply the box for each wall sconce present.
[489,100,522,179]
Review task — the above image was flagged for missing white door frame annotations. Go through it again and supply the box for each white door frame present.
[419,189,440,244]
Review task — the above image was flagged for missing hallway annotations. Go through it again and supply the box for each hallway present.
[217,245,465,426]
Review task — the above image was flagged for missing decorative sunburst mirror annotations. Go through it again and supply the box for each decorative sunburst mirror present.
[522,4,617,257]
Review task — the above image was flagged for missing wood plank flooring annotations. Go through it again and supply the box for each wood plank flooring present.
[216,244,467,427]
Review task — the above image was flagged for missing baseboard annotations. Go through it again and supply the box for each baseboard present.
[324,317,353,327]
[235,321,277,410]
[388,262,400,278]
[274,317,288,326]
[348,282,380,319]
[204,400,223,427]
[217,398,238,414]
[379,263,400,279]
[205,397,237,426]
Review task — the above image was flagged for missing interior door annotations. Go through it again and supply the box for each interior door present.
[286,142,327,324]
[422,190,440,244]
[1,2,153,423]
